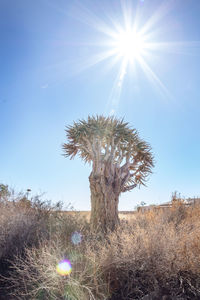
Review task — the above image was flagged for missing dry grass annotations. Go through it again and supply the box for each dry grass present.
[0,191,62,299]
[8,239,108,300]
[101,203,200,299]
[0,199,49,262]
[1,199,200,299]
[59,211,136,223]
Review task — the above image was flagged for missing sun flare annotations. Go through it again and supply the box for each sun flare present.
[52,1,192,113]
[114,30,146,62]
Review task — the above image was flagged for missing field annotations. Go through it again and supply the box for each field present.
[1,194,200,300]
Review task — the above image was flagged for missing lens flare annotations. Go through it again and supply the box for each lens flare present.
[56,259,72,276]
[71,231,82,245]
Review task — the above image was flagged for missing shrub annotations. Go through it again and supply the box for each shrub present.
[8,238,109,300]
[101,204,200,299]
[3,196,200,300]
[0,186,63,298]
[0,195,55,263]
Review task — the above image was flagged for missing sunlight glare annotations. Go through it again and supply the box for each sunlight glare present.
[114,30,146,62]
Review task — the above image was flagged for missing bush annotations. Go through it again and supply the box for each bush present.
[8,238,108,300]
[0,195,55,263]
[0,186,63,299]
[2,195,200,300]
[101,203,200,299]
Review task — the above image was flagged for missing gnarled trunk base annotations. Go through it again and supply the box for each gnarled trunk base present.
[89,173,120,233]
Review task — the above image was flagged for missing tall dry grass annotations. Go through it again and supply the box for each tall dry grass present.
[0,188,64,299]
[0,194,58,263]
[1,197,200,299]
[101,202,200,299]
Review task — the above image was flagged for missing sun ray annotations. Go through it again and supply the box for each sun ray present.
[139,0,174,36]
[142,41,200,56]
[44,0,200,107]
[42,48,117,87]
[137,56,173,101]
[74,49,118,74]
[68,1,117,39]
[105,59,128,115]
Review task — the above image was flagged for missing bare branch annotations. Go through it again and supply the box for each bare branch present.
[122,184,137,192]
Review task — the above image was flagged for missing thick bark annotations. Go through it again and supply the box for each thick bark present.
[89,171,120,233]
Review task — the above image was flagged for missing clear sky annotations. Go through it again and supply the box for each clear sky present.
[1,0,200,210]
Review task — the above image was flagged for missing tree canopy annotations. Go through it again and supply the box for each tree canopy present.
[63,115,154,191]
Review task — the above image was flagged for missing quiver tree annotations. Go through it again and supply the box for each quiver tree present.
[63,115,154,232]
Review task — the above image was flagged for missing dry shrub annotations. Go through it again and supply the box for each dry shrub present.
[100,203,200,299]
[4,201,200,300]
[0,197,54,263]
[8,237,109,300]
[0,189,62,299]
[49,210,90,247]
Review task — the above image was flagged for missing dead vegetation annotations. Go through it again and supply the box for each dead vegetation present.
[0,189,200,299]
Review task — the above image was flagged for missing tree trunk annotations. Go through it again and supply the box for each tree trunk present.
[89,172,120,233]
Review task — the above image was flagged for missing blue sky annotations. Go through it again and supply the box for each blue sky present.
[0,0,200,210]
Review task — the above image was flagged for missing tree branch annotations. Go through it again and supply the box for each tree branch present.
[82,137,94,157]
[122,184,137,192]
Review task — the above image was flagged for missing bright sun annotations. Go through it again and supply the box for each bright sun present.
[114,30,146,62]
[63,1,180,113]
